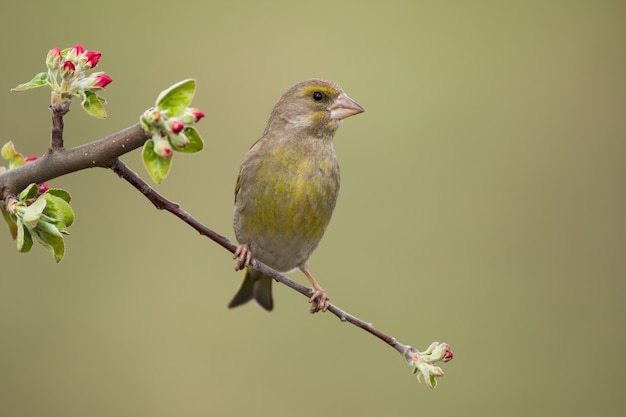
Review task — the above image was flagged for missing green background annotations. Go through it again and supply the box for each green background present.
[1,1,625,416]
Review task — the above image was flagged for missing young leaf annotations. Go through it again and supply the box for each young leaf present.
[11,72,49,92]
[81,90,107,119]
[156,79,196,116]
[142,139,172,184]
[177,127,204,154]
[45,188,71,203]
[18,183,40,201]
[1,141,26,169]
[16,219,33,253]
[21,197,47,229]
[42,192,75,231]
[31,226,65,262]
[2,207,18,239]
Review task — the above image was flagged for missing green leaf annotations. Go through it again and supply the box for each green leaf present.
[35,218,63,238]
[16,219,33,253]
[142,139,171,184]
[18,183,40,201]
[429,374,438,389]
[42,192,74,231]
[32,226,65,262]
[1,141,26,169]
[11,72,49,92]
[81,91,107,119]
[21,197,47,229]
[156,79,196,116]
[176,127,204,154]
[2,206,18,239]
[45,188,71,203]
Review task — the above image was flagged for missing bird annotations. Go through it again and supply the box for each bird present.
[228,79,364,313]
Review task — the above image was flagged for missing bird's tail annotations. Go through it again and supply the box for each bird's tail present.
[228,268,274,311]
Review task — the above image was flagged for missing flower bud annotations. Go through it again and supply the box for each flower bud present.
[431,343,454,363]
[169,131,189,149]
[81,50,101,69]
[169,118,184,134]
[68,44,85,59]
[93,73,112,89]
[46,48,62,70]
[180,108,205,124]
[37,182,50,195]
[78,72,112,90]
[153,137,173,158]
[62,60,76,79]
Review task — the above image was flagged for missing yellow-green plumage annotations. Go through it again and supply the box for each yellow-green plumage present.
[229,79,363,311]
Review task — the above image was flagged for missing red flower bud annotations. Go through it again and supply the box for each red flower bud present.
[63,60,75,72]
[62,60,76,78]
[24,156,39,163]
[81,72,113,90]
[46,48,62,70]
[82,50,101,69]
[38,183,50,195]
[192,110,205,122]
[71,44,85,56]
[153,138,173,158]
[94,73,112,88]
[170,119,184,134]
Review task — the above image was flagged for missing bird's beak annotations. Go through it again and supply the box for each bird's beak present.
[330,93,364,120]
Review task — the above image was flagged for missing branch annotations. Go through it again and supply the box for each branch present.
[107,158,445,368]
[0,123,148,198]
[1,123,453,386]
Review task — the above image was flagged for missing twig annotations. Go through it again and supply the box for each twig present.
[50,102,71,150]
[108,158,416,361]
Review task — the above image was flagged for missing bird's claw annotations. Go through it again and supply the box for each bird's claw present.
[309,289,329,313]
[233,244,252,271]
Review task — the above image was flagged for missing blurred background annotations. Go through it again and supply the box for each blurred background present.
[1,0,625,416]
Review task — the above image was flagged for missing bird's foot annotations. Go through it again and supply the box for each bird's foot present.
[309,289,330,313]
[233,244,252,271]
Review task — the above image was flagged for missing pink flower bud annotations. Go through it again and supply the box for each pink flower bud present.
[153,138,173,158]
[191,110,205,122]
[169,119,184,134]
[62,60,76,79]
[79,72,113,90]
[46,48,62,70]
[38,182,50,195]
[82,50,101,69]
[71,44,85,56]
[169,132,189,149]
[431,342,454,363]
[93,73,112,88]
[24,156,39,163]
[180,108,205,124]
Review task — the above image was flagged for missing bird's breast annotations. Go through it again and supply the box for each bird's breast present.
[234,144,340,270]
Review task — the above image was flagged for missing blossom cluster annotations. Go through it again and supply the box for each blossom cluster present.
[45,44,112,105]
[141,106,205,158]
[409,342,453,388]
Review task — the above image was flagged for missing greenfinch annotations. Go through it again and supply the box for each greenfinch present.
[228,79,364,312]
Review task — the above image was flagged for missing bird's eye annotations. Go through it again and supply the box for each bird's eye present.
[312,91,324,101]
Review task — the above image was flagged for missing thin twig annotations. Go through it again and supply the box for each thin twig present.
[0,123,434,367]
[108,158,415,360]
[50,102,71,150]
